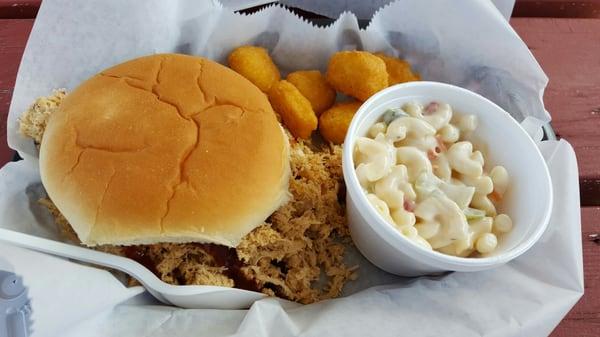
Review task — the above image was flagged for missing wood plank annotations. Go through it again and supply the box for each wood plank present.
[0,0,39,19]
[3,0,600,20]
[511,18,600,201]
[514,0,600,18]
[581,178,600,207]
[1,0,600,19]
[551,206,600,337]
[0,19,33,164]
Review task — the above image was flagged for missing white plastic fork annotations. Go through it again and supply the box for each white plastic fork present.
[0,228,265,309]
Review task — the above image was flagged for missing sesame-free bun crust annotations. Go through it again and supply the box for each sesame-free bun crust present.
[39,54,290,247]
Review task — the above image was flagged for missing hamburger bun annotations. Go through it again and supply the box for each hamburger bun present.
[39,53,290,247]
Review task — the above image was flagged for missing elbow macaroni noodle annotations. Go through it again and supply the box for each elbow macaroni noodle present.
[354,101,512,257]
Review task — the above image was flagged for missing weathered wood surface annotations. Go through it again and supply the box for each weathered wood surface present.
[0,6,598,337]
[0,18,32,164]
[511,18,600,205]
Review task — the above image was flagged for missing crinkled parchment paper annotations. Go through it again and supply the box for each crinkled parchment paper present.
[1,1,581,336]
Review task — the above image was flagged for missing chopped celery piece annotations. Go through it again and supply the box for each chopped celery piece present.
[382,108,409,124]
[464,207,486,220]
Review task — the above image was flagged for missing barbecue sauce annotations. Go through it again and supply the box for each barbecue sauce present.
[123,244,260,292]
[123,246,159,276]
[196,243,261,292]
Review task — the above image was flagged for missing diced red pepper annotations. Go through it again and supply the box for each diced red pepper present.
[490,190,502,202]
[424,102,439,115]
[404,199,416,212]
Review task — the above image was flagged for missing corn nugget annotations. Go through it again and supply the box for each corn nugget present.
[326,51,388,101]
[228,46,280,92]
[269,80,318,139]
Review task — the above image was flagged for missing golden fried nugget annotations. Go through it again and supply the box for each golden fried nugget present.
[374,52,420,85]
[269,80,318,139]
[286,70,336,115]
[319,101,362,144]
[228,46,280,92]
[326,51,388,101]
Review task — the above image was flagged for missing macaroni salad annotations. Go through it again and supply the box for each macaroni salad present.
[354,101,511,257]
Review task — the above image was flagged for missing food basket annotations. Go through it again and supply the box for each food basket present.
[0,1,583,336]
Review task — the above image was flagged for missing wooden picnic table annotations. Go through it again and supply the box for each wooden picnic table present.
[0,1,598,336]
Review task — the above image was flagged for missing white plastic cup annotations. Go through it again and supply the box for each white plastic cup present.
[342,82,553,276]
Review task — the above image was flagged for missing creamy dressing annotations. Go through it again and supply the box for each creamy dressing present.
[354,101,512,257]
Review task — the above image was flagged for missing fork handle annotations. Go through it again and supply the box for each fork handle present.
[0,229,161,288]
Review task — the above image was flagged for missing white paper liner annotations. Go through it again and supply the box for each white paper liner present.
[0,1,580,336]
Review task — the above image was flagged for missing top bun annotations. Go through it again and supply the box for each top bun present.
[39,54,290,247]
